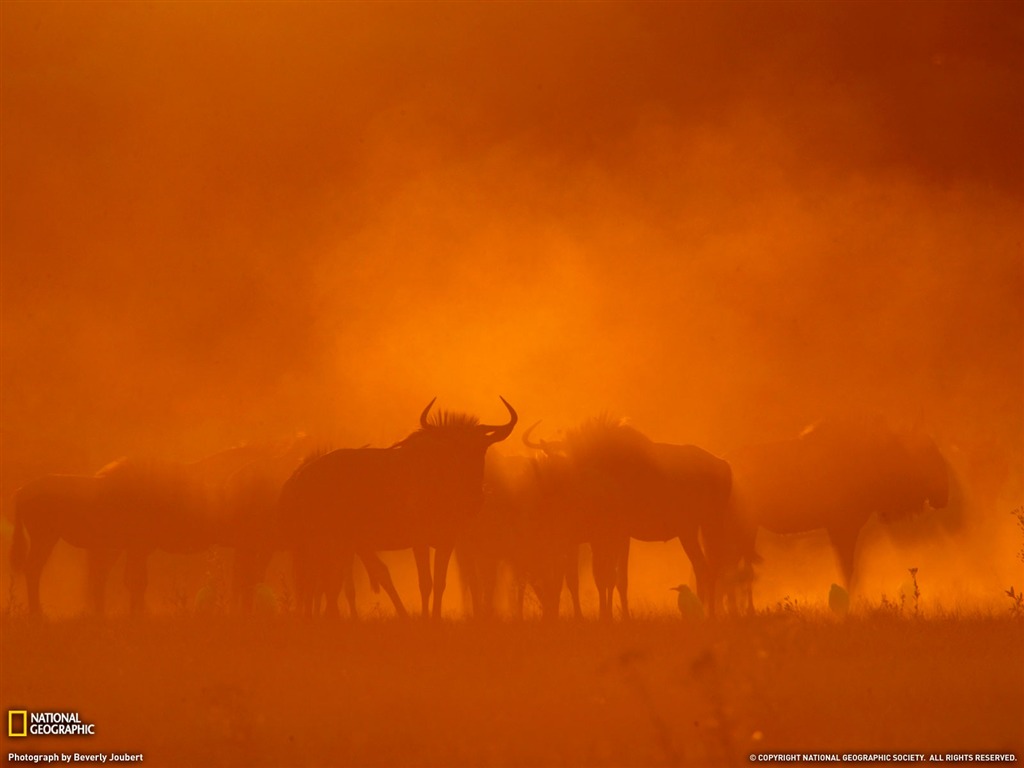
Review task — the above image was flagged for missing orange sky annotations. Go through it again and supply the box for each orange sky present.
[2,1,1021,515]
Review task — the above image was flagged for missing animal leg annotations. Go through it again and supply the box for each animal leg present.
[124,550,149,616]
[827,526,860,592]
[24,532,58,616]
[337,550,356,618]
[414,545,432,618]
[535,562,561,620]
[614,537,630,620]
[232,546,273,614]
[292,547,314,618]
[565,546,583,619]
[86,549,119,615]
[430,546,453,619]
[320,553,346,619]
[301,548,323,618]
[463,548,496,620]
[722,526,759,615]
[456,547,478,617]
[321,577,341,619]
[359,551,409,619]
[678,525,711,611]
[476,561,497,620]
[591,543,614,621]
[739,546,758,615]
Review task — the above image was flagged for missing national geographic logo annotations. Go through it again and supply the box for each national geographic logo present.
[8,710,27,737]
[8,710,96,737]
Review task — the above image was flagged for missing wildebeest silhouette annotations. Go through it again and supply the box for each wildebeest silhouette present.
[255,445,419,619]
[221,434,318,611]
[279,398,517,618]
[451,451,529,620]
[457,439,585,621]
[529,416,733,620]
[724,418,949,609]
[509,422,586,619]
[10,442,277,616]
[298,548,414,619]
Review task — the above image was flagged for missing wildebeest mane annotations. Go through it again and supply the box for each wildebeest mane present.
[564,414,653,467]
[391,411,483,449]
[427,410,480,428]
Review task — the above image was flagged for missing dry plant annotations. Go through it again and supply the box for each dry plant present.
[1008,506,1024,618]
[908,567,920,617]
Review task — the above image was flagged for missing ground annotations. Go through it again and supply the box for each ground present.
[2,615,1021,767]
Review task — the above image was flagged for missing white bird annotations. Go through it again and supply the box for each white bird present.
[670,584,705,619]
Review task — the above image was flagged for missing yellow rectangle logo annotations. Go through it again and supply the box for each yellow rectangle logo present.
[8,710,28,737]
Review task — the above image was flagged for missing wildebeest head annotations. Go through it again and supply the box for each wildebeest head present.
[392,397,519,507]
[522,421,567,457]
[524,416,654,510]
[280,398,517,549]
[412,396,518,449]
[845,425,950,524]
[564,415,655,480]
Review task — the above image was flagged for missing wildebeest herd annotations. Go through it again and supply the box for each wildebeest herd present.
[8,398,950,619]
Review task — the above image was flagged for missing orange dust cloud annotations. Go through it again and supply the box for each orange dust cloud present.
[2,2,1021,614]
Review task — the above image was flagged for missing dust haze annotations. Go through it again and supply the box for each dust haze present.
[2,4,1023,766]
[3,4,1021,604]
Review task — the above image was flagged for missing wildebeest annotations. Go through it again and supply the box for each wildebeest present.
[279,397,517,618]
[10,442,281,616]
[12,473,109,615]
[222,440,417,618]
[507,422,586,619]
[451,451,528,620]
[724,418,950,609]
[529,416,733,620]
[457,438,585,621]
[222,434,318,611]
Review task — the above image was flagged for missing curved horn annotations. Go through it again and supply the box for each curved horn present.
[523,420,567,455]
[481,396,518,443]
[522,421,546,450]
[419,397,438,429]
